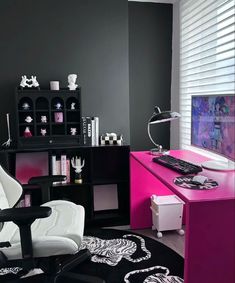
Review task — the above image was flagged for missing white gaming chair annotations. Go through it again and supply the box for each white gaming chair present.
[0,165,104,283]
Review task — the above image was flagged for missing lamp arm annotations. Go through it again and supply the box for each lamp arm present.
[147,122,162,150]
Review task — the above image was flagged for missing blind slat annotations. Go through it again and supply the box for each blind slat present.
[179,0,235,152]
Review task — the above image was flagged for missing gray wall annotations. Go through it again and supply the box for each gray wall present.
[0,1,173,150]
[0,0,129,145]
[129,2,173,150]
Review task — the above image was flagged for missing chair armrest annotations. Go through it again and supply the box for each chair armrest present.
[28,175,66,185]
[28,175,67,203]
[0,206,51,223]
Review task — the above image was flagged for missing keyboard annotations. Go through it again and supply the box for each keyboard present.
[152,155,203,175]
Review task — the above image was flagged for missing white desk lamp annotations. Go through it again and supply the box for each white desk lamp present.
[148,106,181,155]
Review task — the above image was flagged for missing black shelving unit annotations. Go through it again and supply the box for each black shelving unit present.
[16,88,81,148]
[0,145,130,227]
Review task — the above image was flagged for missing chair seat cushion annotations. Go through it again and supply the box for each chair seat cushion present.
[0,200,84,260]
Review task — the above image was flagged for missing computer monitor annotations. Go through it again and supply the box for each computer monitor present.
[191,95,235,171]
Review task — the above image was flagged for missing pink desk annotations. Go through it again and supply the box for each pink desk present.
[130,150,235,283]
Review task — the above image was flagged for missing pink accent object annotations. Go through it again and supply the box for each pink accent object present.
[23,127,32,137]
[54,112,63,123]
[130,150,235,283]
[15,152,49,184]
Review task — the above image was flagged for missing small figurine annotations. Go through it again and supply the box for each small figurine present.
[68,74,78,90]
[71,156,85,184]
[24,127,32,138]
[71,102,76,110]
[19,75,40,89]
[41,115,47,123]
[25,116,33,123]
[1,113,12,148]
[31,76,39,88]
[20,75,28,88]
[55,102,62,110]
[22,102,30,110]
[40,128,47,136]
[70,127,77,135]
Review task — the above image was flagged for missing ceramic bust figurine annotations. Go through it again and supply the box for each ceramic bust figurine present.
[68,74,78,90]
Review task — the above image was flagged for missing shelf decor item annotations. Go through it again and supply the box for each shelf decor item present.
[50,81,60,90]
[40,128,47,136]
[41,115,47,123]
[22,102,30,110]
[54,112,63,123]
[71,102,76,110]
[20,75,40,89]
[71,156,85,184]
[70,127,77,135]
[25,116,33,123]
[24,127,32,138]
[100,133,123,145]
[68,74,78,90]
[1,113,12,148]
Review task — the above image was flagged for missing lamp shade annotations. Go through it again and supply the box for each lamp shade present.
[149,110,181,124]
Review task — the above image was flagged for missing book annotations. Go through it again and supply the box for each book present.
[82,117,87,145]
[94,117,99,146]
[24,193,31,207]
[51,155,57,175]
[86,117,92,146]
[91,118,96,146]
[61,154,67,184]
[66,159,70,183]
[51,155,61,184]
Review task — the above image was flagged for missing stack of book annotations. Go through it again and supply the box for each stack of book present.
[81,116,99,146]
[16,193,31,207]
[51,154,71,184]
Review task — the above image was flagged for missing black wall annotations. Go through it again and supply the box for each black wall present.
[129,2,173,150]
[0,0,129,144]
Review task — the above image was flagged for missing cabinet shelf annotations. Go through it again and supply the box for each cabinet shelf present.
[93,179,128,185]
[0,145,130,227]
[16,88,81,148]
[66,109,80,112]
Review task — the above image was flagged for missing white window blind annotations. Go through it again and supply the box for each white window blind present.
[179,0,235,151]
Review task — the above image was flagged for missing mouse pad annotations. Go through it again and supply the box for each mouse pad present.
[174,175,218,190]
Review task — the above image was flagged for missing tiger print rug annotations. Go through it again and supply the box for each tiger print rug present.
[73,228,184,283]
[0,229,184,283]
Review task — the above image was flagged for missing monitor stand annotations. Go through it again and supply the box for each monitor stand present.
[202,159,235,171]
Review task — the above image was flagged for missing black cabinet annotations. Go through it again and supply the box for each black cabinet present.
[0,145,130,227]
[16,88,81,148]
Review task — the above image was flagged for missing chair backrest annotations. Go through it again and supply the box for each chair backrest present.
[0,165,22,209]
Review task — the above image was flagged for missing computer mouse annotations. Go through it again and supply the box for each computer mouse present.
[192,175,208,185]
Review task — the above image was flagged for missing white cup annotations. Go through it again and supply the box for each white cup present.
[50,81,60,90]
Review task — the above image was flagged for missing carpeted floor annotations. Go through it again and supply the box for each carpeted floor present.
[0,228,184,283]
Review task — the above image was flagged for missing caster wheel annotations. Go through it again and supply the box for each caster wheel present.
[157,232,163,238]
[178,229,184,236]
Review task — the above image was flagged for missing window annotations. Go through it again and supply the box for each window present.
[179,0,235,152]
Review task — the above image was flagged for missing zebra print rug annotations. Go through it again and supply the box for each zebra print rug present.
[71,228,184,283]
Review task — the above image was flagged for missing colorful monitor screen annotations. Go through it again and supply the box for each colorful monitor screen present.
[191,95,235,161]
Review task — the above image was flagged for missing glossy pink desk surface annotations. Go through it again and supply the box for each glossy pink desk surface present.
[131,150,235,203]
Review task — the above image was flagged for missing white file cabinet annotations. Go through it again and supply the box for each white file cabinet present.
[150,194,185,238]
